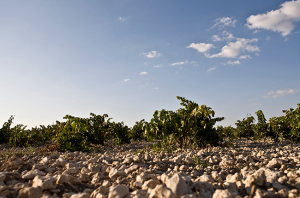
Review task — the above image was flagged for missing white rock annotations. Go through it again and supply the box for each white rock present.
[88,164,101,174]
[125,165,139,174]
[244,168,266,188]
[91,186,109,198]
[108,184,130,198]
[79,173,90,183]
[212,189,235,198]
[194,182,214,198]
[32,175,56,190]
[0,173,6,181]
[17,187,43,198]
[63,168,79,175]
[266,158,283,169]
[142,179,160,190]
[109,168,126,180]
[196,173,214,183]
[102,180,112,187]
[39,157,50,165]
[144,154,151,161]
[91,173,104,184]
[56,174,70,184]
[70,193,90,198]
[219,156,235,167]
[22,170,46,180]
[148,184,175,198]
[130,190,149,198]
[123,157,133,164]
[52,157,66,167]
[133,155,142,163]
[166,173,188,196]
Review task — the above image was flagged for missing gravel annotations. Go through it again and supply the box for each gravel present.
[0,139,300,198]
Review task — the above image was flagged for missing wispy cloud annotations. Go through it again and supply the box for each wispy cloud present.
[263,88,300,98]
[239,55,251,59]
[139,72,147,75]
[212,31,235,41]
[119,17,125,22]
[186,43,215,53]
[224,60,241,65]
[153,87,158,90]
[207,67,216,72]
[123,79,130,82]
[212,35,222,42]
[246,1,300,36]
[191,61,198,66]
[210,17,237,29]
[206,38,259,58]
[139,51,161,58]
[153,65,162,68]
[170,60,188,66]
[266,35,271,40]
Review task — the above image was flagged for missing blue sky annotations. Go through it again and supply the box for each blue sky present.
[1,0,300,128]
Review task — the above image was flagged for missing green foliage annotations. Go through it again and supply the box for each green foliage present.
[284,104,300,142]
[0,115,14,144]
[108,121,131,145]
[130,119,147,140]
[253,110,268,140]
[216,125,236,147]
[235,116,255,138]
[145,96,224,149]
[53,115,90,152]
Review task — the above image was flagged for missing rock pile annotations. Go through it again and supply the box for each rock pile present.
[0,140,300,198]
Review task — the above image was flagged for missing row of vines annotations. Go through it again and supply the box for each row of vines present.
[0,96,300,152]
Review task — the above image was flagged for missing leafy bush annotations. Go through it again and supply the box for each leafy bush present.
[130,119,147,140]
[0,115,14,144]
[235,116,255,139]
[145,96,224,148]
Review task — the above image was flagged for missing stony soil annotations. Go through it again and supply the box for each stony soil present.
[1,139,300,198]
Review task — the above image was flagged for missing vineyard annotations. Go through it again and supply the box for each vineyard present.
[1,96,300,152]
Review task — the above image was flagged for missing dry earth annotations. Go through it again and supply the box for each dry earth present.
[0,139,300,198]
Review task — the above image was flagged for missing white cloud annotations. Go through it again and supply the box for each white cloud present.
[252,30,261,34]
[191,61,198,66]
[212,31,235,41]
[119,17,125,22]
[266,35,271,40]
[212,35,222,41]
[187,43,215,53]
[263,88,300,98]
[139,51,161,58]
[207,67,216,72]
[239,55,252,59]
[206,38,259,58]
[225,60,241,65]
[246,0,300,36]
[139,72,147,75]
[153,65,162,68]
[211,17,237,29]
[123,79,130,82]
[153,87,158,90]
[170,60,188,66]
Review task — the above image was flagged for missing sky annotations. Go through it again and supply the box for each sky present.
[1,0,300,128]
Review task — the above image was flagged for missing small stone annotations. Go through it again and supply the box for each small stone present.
[70,193,90,198]
[108,184,130,198]
[142,179,160,190]
[148,184,175,198]
[166,173,188,196]
[17,187,43,198]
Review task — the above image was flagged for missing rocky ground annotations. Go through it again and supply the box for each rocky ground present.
[1,139,300,198]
